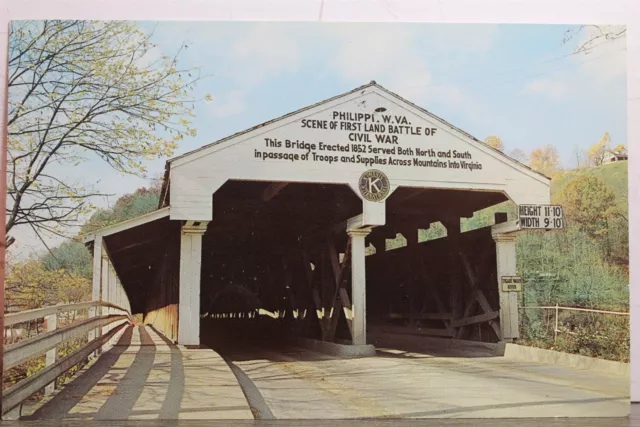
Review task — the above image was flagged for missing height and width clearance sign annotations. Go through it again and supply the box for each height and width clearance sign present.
[517,204,564,229]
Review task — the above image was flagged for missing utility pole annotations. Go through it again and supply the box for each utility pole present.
[0,20,12,417]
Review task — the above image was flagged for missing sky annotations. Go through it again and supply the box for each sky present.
[8,21,627,258]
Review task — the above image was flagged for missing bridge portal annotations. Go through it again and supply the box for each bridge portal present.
[82,81,551,351]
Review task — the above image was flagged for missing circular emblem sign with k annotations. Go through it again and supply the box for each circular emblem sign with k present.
[359,169,390,202]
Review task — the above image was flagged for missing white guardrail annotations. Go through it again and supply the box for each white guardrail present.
[519,304,629,342]
[2,300,131,417]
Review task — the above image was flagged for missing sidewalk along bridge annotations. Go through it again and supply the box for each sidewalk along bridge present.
[1,319,629,421]
[1,300,131,418]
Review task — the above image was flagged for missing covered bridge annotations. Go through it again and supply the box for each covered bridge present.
[82,81,551,349]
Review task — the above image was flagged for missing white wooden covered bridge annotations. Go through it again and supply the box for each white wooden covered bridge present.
[81,81,551,350]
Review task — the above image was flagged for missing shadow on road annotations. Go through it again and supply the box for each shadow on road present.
[25,325,191,421]
[148,325,185,419]
[93,326,156,420]
[24,326,135,420]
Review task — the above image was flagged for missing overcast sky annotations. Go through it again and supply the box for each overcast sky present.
[8,21,627,259]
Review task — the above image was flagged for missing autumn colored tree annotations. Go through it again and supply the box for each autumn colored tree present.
[611,144,627,156]
[484,135,504,152]
[7,20,210,247]
[80,181,162,235]
[555,175,618,237]
[529,145,561,177]
[587,132,611,166]
[3,259,92,393]
[5,259,91,312]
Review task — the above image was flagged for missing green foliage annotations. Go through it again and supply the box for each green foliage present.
[555,175,618,237]
[517,229,628,309]
[553,162,629,266]
[519,310,629,362]
[7,20,208,243]
[515,163,629,361]
[418,222,447,242]
[81,184,161,235]
[447,161,629,361]
[41,241,93,279]
[461,201,517,232]
[552,161,628,217]
[386,222,448,250]
[386,233,407,251]
[3,355,46,393]
[559,314,629,362]
[5,259,92,312]
[55,336,90,388]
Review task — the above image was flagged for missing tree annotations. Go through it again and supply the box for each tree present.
[587,132,611,167]
[484,135,504,152]
[572,146,588,168]
[529,145,560,177]
[7,20,210,247]
[41,240,92,279]
[80,181,162,235]
[611,144,627,156]
[564,25,626,55]
[5,259,91,312]
[508,148,528,163]
[13,183,163,313]
[555,175,618,237]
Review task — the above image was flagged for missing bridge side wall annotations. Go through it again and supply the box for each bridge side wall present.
[144,226,181,342]
[367,225,501,343]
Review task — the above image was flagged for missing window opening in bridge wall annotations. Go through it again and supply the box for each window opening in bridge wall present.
[418,221,448,243]
[461,200,517,233]
[385,233,407,251]
[365,243,376,256]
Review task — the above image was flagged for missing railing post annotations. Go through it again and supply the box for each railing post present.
[44,313,58,395]
[554,303,559,343]
[89,235,104,358]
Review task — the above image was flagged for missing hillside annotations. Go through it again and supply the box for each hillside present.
[457,160,629,233]
[552,161,628,214]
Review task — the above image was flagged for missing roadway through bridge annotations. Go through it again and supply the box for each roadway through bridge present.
[17,325,629,422]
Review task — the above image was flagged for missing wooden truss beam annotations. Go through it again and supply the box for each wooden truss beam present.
[456,250,501,340]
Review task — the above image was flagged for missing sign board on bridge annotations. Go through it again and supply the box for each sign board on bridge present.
[518,204,564,229]
[167,84,552,221]
[501,276,523,292]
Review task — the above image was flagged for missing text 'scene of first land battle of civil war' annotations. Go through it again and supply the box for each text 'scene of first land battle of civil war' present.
[253,111,484,171]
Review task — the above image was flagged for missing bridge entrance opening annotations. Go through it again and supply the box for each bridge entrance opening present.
[83,81,550,358]
[192,182,516,355]
[198,180,362,353]
[367,187,508,350]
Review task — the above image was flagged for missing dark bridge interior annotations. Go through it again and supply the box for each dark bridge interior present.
[96,180,510,352]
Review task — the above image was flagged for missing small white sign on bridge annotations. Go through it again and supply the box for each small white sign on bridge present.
[518,204,564,229]
[501,276,523,292]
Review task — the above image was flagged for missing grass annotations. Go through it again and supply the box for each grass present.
[552,161,628,214]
